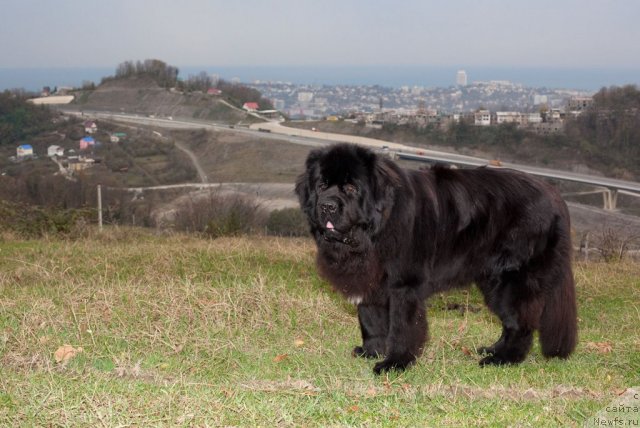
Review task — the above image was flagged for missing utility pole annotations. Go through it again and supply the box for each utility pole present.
[97,184,103,232]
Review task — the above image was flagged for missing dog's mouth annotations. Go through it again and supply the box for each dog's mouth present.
[324,220,346,235]
[322,220,359,246]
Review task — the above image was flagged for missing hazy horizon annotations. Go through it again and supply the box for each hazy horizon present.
[3,0,639,92]
[2,0,639,69]
[1,64,639,93]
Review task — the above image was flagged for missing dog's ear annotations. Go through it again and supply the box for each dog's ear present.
[374,157,401,188]
[294,170,310,207]
[295,149,323,218]
[370,157,401,234]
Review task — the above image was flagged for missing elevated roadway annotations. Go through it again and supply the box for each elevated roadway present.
[249,121,640,211]
[64,110,640,211]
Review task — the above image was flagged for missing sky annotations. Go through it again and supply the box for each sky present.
[1,0,640,69]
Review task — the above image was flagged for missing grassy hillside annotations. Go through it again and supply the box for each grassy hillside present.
[1,231,638,426]
[73,75,250,123]
[169,128,312,183]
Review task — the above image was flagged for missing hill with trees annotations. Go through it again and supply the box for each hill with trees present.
[565,85,640,179]
[74,59,272,121]
[0,91,58,145]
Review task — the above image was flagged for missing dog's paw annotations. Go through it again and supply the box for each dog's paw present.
[477,345,496,355]
[372,354,415,374]
[479,354,513,366]
[352,346,380,359]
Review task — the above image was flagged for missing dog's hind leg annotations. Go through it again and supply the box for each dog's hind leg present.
[477,271,542,366]
[538,261,577,359]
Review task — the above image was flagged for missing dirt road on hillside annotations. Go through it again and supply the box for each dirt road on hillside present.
[174,141,208,183]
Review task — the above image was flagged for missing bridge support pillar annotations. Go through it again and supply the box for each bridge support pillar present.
[602,188,618,211]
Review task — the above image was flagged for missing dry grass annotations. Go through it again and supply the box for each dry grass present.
[168,128,312,183]
[1,229,639,426]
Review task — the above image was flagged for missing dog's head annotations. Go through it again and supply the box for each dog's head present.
[295,144,400,249]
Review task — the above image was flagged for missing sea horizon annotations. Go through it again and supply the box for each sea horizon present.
[1,65,639,93]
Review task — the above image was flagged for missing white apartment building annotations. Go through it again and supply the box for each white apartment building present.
[496,111,522,125]
[474,110,491,126]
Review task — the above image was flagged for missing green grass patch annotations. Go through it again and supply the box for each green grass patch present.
[1,230,638,426]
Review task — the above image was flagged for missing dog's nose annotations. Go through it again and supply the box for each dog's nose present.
[320,201,337,214]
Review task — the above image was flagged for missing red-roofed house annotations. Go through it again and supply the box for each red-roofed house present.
[207,88,222,95]
[243,102,259,112]
[84,120,97,134]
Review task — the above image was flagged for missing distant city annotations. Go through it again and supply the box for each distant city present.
[247,71,591,119]
[2,65,635,126]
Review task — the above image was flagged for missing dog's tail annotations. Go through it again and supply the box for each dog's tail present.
[538,262,577,359]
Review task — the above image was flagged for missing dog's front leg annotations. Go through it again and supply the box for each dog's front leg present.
[373,286,427,374]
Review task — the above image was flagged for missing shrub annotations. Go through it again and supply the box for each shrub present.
[0,200,95,239]
[172,190,266,238]
[597,227,638,262]
[205,198,261,238]
[266,208,308,237]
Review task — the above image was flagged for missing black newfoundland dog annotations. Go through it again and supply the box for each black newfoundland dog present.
[295,143,577,374]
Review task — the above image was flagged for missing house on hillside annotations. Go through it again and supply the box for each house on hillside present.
[496,111,523,125]
[67,157,95,172]
[568,96,593,113]
[474,110,491,126]
[207,88,222,96]
[243,102,259,112]
[84,120,97,134]
[547,108,564,122]
[525,113,543,125]
[17,144,34,159]
[47,145,64,157]
[79,136,96,150]
[110,132,127,143]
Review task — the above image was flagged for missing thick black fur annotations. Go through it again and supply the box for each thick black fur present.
[295,144,577,374]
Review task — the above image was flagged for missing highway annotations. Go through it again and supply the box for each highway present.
[245,121,640,195]
[63,109,640,208]
[64,109,331,148]
[397,153,640,194]
[245,120,640,210]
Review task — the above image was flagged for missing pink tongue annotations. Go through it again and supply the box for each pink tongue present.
[326,221,335,230]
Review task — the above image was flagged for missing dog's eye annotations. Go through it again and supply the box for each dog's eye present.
[343,184,358,194]
[318,181,329,191]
